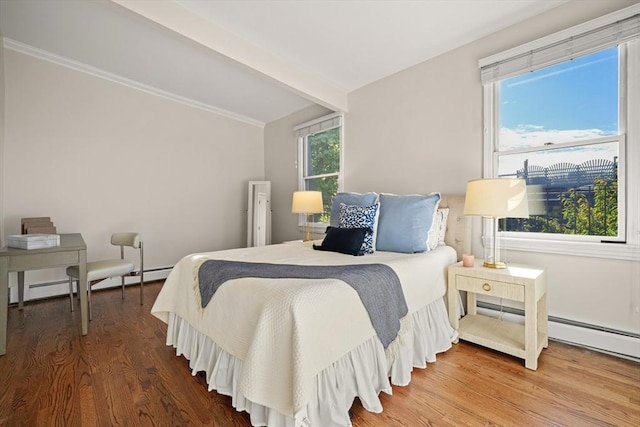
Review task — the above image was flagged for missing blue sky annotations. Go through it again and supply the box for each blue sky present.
[500,46,618,139]
[497,47,619,174]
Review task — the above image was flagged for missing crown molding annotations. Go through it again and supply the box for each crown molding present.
[3,38,265,128]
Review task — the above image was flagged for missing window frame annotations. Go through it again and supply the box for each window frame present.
[295,112,344,231]
[480,8,640,261]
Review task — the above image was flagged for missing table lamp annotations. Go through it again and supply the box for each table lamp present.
[291,191,323,241]
[464,178,529,268]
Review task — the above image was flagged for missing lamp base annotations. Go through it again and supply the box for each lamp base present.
[303,225,313,242]
[483,260,507,269]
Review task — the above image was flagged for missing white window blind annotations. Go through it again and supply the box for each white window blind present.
[294,113,342,138]
[480,9,639,84]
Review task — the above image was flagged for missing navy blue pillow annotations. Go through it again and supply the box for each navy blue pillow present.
[313,226,368,256]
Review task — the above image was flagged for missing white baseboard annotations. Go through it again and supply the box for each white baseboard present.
[477,307,640,361]
[8,268,171,304]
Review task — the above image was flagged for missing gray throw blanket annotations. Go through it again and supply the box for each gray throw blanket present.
[198,260,408,349]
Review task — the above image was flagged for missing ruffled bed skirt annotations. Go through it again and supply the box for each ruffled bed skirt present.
[166,296,457,427]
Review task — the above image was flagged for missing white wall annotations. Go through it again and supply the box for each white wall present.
[3,50,264,294]
[264,0,640,354]
[264,104,332,243]
[0,26,5,244]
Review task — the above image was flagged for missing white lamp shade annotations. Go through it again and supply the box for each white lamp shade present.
[464,178,529,218]
[291,191,323,214]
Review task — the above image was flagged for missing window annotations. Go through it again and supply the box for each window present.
[498,47,623,240]
[480,7,639,259]
[295,113,343,226]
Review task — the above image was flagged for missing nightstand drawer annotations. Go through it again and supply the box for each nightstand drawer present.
[456,276,525,301]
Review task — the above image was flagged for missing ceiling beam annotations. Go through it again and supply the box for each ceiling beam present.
[110,0,348,113]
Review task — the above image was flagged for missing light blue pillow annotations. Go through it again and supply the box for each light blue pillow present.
[330,192,378,227]
[338,203,378,254]
[375,193,441,253]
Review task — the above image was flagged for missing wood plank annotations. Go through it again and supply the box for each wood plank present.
[0,281,638,426]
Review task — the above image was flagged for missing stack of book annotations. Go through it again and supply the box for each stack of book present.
[6,216,60,249]
[21,217,57,234]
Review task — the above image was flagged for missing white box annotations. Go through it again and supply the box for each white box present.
[7,234,60,250]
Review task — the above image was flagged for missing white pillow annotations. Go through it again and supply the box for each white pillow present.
[427,208,449,250]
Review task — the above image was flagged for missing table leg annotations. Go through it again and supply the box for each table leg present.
[18,271,25,310]
[0,258,8,355]
[447,270,459,344]
[466,292,477,315]
[524,283,537,370]
[78,249,88,335]
[539,293,549,348]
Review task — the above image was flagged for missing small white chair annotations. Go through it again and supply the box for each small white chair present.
[67,232,144,320]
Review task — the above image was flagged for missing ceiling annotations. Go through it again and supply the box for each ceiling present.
[0,0,567,126]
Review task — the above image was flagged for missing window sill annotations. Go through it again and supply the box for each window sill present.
[499,236,640,261]
[295,223,328,240]
[298,222,329,232]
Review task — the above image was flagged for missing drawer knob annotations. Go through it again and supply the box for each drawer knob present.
[482,283,492,291]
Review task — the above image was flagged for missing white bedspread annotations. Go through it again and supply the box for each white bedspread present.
[151,242,456,421]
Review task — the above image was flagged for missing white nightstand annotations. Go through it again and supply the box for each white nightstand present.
[448,260,548,370]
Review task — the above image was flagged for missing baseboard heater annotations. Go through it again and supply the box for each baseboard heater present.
[24,266,174,289]
[478,301,640,361]
[8,266,174,305]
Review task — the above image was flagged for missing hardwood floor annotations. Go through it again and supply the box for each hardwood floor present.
[1,281,638,426]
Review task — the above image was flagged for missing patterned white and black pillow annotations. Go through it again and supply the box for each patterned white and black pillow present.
[329,192,378,227]
[338,202,378,254]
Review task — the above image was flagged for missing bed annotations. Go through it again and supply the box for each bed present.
[151,193,470,427]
